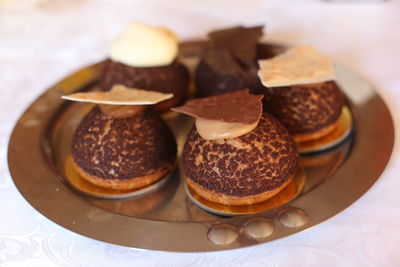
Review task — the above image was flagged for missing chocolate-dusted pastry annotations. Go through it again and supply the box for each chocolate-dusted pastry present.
[173,90,299,205]
[195,25,275,97]
[71,107,176,190]
[258,46,344,143]
[100,22,189,112]
[262,81,343,141]
[101,60,189,112]
[182,113,298,205]
[63,86,177,190]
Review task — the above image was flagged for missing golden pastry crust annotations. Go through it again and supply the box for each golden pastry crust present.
[186,175,294,205]
[72,158,175,190]
[292,119,339,143]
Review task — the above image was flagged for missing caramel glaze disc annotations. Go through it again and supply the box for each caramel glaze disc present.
[100,60,189,112]
[71,106,177,190]
[182,113,299,205]
[261,81,344,139]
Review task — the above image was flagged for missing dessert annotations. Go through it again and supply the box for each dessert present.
[172,90,299,205]
[258,46,345,143]
[195,25,275,97]
[100,22,189,112]
[62,85,177,190]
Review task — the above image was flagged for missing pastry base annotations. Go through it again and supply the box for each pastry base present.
[186,177,293,206]
[296,106,353,153]
[73,158,175,191]
[293,121,339,143]
[64,156,174,199]
[185,167,305,216]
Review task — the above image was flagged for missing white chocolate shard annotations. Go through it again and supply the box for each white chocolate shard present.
[62,84,173,105]
[258,46,335,87]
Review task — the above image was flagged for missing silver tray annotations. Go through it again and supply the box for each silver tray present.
[8,41,394,252]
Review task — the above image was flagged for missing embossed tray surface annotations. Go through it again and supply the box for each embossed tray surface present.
[8,42,394,251]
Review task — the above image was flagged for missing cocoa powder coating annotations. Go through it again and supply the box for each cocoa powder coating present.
[182,113,299,197]
[71,106,177,180]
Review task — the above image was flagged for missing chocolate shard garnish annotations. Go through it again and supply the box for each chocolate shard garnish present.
[202,47,248,76]
[201,48,261,91]
[171,89,263,124]
[208,25,264,63]
[258,46,335,87]
[62,85,173,105]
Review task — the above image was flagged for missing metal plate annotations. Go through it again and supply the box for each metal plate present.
[7,41,394,252]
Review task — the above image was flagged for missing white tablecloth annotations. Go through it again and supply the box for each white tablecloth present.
[1,0,399,266]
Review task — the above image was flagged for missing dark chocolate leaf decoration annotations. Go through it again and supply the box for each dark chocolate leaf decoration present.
[208,25,264,63]
[171,89,263,124]
[202,48,247,76]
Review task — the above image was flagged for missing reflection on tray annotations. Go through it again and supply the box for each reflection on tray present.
[64,155,180,217]
[301,135,352,194]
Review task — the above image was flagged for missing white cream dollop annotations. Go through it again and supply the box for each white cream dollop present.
[109,22,178,67]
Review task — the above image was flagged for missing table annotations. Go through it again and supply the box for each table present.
[1,0,399,266]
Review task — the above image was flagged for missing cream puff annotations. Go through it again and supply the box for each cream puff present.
[258,46,344,144]
[172,89,299,205]
[63,85,177,190]
[100,22,189,112]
